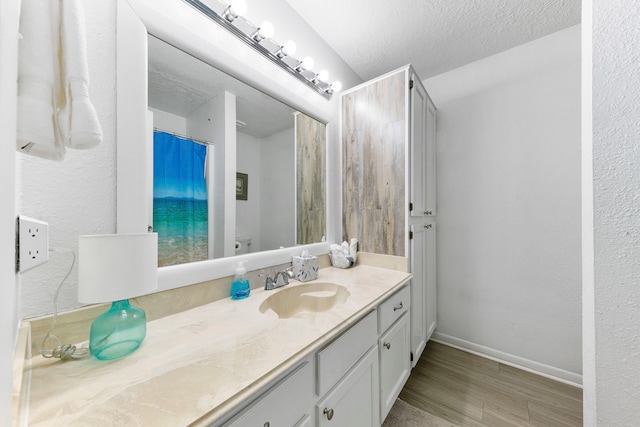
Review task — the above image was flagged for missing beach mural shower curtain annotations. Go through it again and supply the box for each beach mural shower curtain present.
[153,131,209,267]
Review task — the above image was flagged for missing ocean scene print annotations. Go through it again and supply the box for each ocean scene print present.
[153,131,209,267]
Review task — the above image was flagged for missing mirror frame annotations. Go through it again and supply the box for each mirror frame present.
[117,0,340,291]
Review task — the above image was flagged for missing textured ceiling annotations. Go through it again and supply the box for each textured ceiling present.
[286,0,581,81]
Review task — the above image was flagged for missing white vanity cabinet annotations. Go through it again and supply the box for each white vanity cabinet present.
[221,286,412,427]
[377,285,411,421]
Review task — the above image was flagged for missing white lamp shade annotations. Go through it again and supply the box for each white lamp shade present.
[78,233,158,304]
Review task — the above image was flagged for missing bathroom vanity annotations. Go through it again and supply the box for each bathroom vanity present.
[16,259,411,426]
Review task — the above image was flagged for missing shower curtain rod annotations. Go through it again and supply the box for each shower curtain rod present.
[154,128,213,146]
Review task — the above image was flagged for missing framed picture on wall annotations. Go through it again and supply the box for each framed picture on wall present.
[236,172,248,200]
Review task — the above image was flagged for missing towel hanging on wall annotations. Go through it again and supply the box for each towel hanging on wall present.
[16,0,103,161]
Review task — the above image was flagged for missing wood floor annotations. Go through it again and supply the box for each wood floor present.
[399,341,583,427]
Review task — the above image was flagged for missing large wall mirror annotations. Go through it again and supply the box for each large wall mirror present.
[148,35,326,267]
[118,0,336,290]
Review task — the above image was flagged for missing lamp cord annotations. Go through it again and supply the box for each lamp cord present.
[38,249,90,360]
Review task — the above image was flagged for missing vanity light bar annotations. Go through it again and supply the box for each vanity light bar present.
[183,0,340,98]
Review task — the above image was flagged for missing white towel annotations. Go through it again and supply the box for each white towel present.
[16,0,102,161]
[58,0,103,149]
[16,0,64,160]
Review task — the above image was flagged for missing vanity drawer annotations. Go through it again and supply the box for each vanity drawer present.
[316,310,377,396]
[225,361,313,427]
[377,285,410,334]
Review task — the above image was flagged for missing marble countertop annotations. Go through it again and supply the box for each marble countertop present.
[24,264,411,426]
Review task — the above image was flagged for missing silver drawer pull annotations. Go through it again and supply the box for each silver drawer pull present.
[384,342,391,350]
[393,302,403,311]
[323,408,334,420]
[263,423,270,427]
[426,210,433,215]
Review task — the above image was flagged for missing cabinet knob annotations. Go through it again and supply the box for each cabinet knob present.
[393,302,403,311]
[323,407,334,420]
[263,423,270,427]
[425,210,433,215]
[424,224,432,229]
[384,342,391,350]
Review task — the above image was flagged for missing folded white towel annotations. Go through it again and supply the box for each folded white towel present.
[58,0,103,149]
[16,0,102,161]
[16,0,64,160]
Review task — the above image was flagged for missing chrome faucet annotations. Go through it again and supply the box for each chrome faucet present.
[264,267,294,290]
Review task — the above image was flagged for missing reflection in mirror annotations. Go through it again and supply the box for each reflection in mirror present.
[147,35,326,267]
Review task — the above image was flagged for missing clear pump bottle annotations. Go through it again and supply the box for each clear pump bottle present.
[230,261,250,300]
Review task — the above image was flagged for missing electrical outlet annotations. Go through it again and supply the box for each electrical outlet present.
[17,215,49,272]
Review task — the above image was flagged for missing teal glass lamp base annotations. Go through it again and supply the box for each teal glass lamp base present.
[89,300,147,360]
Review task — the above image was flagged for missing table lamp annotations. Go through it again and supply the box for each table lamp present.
[78,233,158,360]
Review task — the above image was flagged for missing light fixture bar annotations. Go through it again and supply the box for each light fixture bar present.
[183,0,332,98]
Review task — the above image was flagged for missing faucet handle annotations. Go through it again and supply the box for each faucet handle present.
[259,270,276,290]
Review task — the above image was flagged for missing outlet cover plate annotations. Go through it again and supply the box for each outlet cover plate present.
[18,215,49,272]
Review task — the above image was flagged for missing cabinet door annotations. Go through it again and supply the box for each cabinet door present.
[409,224,427,366]
[425,219,437,340]
[410,220,436,365]
[425,97,437,217]
[379,312,411,422]
[316,347,379,427]
[410,74,428,218]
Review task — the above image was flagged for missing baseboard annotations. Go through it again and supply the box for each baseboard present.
[431,332,583,388]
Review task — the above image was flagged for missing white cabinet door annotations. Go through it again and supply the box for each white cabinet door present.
[379,312,411,421]
[410,219,436,365]
[425,96,437,217]
[410,74,428,218]
[425,219,437,340]
[409,224,426,366]
[316,347,379,427]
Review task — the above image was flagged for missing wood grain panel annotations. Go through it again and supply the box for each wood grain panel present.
[296,113,326,244]
[342,71,406,256]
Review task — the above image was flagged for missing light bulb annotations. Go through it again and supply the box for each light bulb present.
[229,0,247,17]
[253,21,274,41]
[301,56,314,70]
[295,56,314,71]
[282,40,296,56]
[317,69,329,82]
[331,81,342,93]
[259,21,274,39]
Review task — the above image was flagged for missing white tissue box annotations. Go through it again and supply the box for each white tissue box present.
[292,255,319,282]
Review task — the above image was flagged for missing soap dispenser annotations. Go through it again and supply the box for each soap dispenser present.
[230,261,250,300]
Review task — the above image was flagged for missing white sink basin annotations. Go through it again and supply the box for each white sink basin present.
[259,282,350,319]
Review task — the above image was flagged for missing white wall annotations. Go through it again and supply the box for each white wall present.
[151,108,187,135]
[0,0,20,418]
[588,0,640,424]
[19,2,117,319]
[260,128,296,250]
[425,26,582,383]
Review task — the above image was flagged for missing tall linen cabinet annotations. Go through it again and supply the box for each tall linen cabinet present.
[341,66,437,366]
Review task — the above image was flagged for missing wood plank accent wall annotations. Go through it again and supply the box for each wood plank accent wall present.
[296,113,326,244]
[342,71,406,256]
